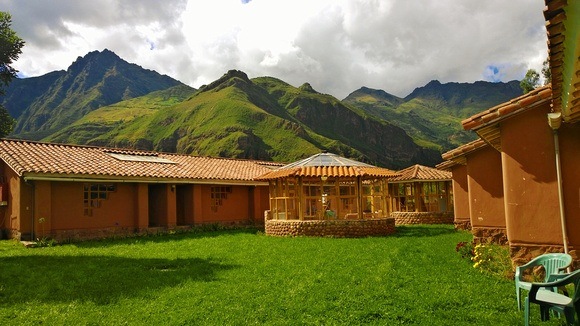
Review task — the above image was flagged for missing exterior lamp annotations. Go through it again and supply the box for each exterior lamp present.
[321,176,328,182]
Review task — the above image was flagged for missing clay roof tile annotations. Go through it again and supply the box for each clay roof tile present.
[0,139,282,182]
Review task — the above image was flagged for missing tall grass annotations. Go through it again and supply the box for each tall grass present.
[0,225,563,325]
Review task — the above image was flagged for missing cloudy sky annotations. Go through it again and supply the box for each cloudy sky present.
[2,0,548,99]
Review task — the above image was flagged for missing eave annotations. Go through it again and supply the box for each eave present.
[545,0,580,123]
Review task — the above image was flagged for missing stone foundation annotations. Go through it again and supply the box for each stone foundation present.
[391,211,454,225]
[509,243,578,269]
[7,220,256,243]
[52,227,157,242]
[472,226,508,245]
[454,220,471,231]
[265,218,396,237]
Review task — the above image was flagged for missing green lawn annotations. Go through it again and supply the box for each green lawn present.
[0,225,566,325]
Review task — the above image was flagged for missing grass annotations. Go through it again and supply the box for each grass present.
[0,225,567,325]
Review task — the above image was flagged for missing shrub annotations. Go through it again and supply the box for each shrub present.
[455,241,474,260]
[472,243,514,279]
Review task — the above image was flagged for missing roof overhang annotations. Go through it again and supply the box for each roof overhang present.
[545,0,580,123]
[22,173,269,186]
[461,86,552,150]
[440,138,489,166]
[255,166,398,181]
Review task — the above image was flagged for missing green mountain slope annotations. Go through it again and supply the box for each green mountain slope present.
[4,49,184,139]
[47,70,440,168]
[46,84,197,145]
[343,80,522,151]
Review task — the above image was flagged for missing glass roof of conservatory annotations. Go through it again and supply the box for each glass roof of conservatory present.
[281,152,373,169]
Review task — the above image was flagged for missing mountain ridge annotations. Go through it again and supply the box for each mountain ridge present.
[0,49,524,168]
[3,49,184,139]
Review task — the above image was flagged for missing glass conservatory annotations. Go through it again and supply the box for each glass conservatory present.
[388,164,454,225]
[256,153,399,237]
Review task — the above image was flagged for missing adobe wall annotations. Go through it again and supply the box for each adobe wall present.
[253,186,270,225]
[265,216,396,237]
[558,122,580,251]
[0,164,19,238]
[47,182,138,231]
[391,212,454,225]
[467,145,505,231]
[450,164,470,230]
[508,121,580,266]
[0,177,266,242]
[500,103,562,249]
[198,184,250,224]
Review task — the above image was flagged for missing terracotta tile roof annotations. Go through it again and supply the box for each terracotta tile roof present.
[441,139,489,162]
[461,85,552,131]
[389,164,451,182]
[0,139,282,183]
[256,152,398,180]
[544,0,580,123]
[435,160,457,171]
[437,139,489,170]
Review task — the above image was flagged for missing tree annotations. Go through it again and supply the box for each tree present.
[0,11,24,137]
[541,58,551,85]
[520,69,540,94]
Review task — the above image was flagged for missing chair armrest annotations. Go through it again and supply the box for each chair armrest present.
[528,269,580,303]
[516,258,544,277]
[546,273,569,283]
[516,261,541,281]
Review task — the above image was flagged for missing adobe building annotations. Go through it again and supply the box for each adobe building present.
[0,139,280,242]
[388,164,454,225]
[440,139,506,244]
[438,0,580,265]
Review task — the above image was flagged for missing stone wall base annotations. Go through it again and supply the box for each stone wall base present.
[0,220,256,243]
[472,227,508,245]
[509,243,577,269]
[454,220,471,231]
[265,218,396,237]
[391,211,454,225]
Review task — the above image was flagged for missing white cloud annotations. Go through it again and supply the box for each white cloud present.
[3,0,547,98]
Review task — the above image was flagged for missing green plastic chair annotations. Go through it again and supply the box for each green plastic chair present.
[515,253,572,311]
[524,269,580,326]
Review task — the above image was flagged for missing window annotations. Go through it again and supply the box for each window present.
[211,186,232,212]
[361,179,387,217]
[83,184,116,216]
[302,180,323,219]
[389,183,415,212]
[420,181,452,212]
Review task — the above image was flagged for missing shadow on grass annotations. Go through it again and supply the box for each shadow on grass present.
[73,227,262,248]
[0,255,238,305]
[394,224,459,238]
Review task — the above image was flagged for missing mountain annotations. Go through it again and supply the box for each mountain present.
[2,49,184,139]
[1,49,523,168]
[45,84,197,146]
[343,80,522,151]
[46,69,439,168]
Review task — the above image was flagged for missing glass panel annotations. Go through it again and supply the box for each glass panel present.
[304,198,321,219]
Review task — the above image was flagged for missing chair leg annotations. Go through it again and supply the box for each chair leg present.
[524,297,530,326]
[563,308,575,326]
[517,288,522,311]
[539,305,550,321]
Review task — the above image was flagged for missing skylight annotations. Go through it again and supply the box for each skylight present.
[107,153,176,164]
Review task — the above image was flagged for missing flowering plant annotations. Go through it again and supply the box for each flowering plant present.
[455,241,474,259]
[471,243,513,279]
